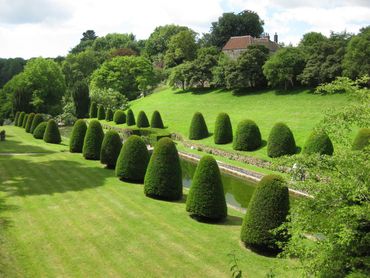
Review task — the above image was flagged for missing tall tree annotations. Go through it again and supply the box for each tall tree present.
[70,30,98,54]
[0,58,26,88]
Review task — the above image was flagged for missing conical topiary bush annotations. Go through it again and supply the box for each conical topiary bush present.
[144,138,182,201]
[189,112,209,140]
[137,111,149,128]
[352,128,370,151]
[100,130,122,169]
[14,111,20,126]
[186,155,227,222]
[17,112,25,127]
[113,110,126,124]
[33,122,47,139]
[267,123,296,158]
[97,105,105,120]
[43,119,61,144]
[115,135,149,182]
[25,113,35,133]
[126,109,135,126]
[214,113,232,144]
[82,120,104,160]
[303,130,334,155]
[30,114,43,134]
[69,119,87,153]
[89,101,98,118]
[240,174,290,252]
[105,108,113,121]
[150,110,164,129]
[22,114,28,128]
[233,120,262,151]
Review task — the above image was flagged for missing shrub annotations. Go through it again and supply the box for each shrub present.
[267,122,296,157]
[214,113,232,144]
[113,110,126,124]
[100,130,122,169]
[150,110,164,129]
[233,120,262,151]
[69,119,87,153]
[30,114,43,134]
[82,120,104,160]
[189,112,209,140]
[105,108,113,121]
[303,130,334,155]
[115,135,149,182]
[97,105,105,120]
[22,114,28,128]
[240,174,289,252]
[352,128,370,151]
[186,155,227,222]
[33,122,47,139]
[43,119,61,144]
[126,109,135,126]
[17,112,25,127]
[14,111,20,125]
[137,111,149,128]
[89,101,98,118]
[144,138,182,200]
[25,113,35,133]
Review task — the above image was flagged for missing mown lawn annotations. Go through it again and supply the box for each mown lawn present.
[0,126,301,277]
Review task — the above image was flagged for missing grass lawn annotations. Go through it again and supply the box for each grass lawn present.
[0,126,301,277]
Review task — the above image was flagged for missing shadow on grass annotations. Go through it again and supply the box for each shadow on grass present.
[0,137,56,154]
[0,197,17,231]
[189,213,243,226]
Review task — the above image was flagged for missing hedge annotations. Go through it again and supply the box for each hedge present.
[14,111,20,126]
[150,111,164,129]
[144,137,182,201]
[30,114,44,134]
[115,135,149,182]
[17,112,25,127]
[267,122,296,158]
[113,110,126,124]
[25,113,35,133]
[105,108,113,121]
[189,112,209,140]
[82,120,104,160]
[43,119,61,144]
[240,174,289,252]
[100,130,122,169]
[303,130,334,155]
[97,105,105,120]
[233,119,262,151]
[89,101,98,118]
[22,114,28,128]
[126,109,135,126]
[33,122,47,139]
[69,119,87,153]
[137,111,150,128]
[352,128,370,151]
[186,155,227,222]
[214,113,232,144]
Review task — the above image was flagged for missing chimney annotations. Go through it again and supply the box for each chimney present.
[274,32,278,43]
[266,33,270,40]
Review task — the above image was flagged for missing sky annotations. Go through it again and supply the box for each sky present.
[0,0,369,58]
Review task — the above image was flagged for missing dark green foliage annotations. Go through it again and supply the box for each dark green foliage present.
[240,175,289,252]
[100,130,122,169]
[115,135,149,182]
[14,111,20,125]
[17,112,25,126]
[113,110,126,124]
[30,114,43,134]
[25,113,35,133]
[89,101,98,118]
[126,109,135,126]
[33,122,47,139]
[43,119,61,144]
[144,138,182,200]
[189,112,208,140]
[82,120,104,160]
[72,80,90,118]
[69,119,87,153]
[97,105,105,120]
[186,155,227,222]
[214,113,233,144]
[303,130,334,155]
[150,110,164,129]
[105,108,113,121]
[22,114,28,128]
[233,120,262,151]
[267,122,296,158]
[352,128,370,151]
[137,111,149,128]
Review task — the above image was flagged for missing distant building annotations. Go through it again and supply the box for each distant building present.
[222,33,280,60]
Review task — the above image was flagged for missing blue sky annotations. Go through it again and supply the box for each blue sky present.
[0,0,369,58]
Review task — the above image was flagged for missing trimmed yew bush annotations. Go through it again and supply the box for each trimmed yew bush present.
[189,112,209,140]
[100,130,122,169]
[214,113,232,144]
[240,174,289,252]
[233,120,262,151]
[267,123,296,158]
[17,112,25,127]
[352,128,370,151]
[43,119,61,144]
[82,120,104,160]
[25,113,35,133]
[144,138,182,201]
[137,111,149,128]
[97,105,105,120]
[30,114,43,134]
[126,109,135,126]
[105,108,113,121]
[113,110,126,124]
[33,122,47,139]
[303,130,334,155]
[150,110,164,129]
[22,114,28,128]
[115,135,149,182]
[89,102,98,118]
[69,119,87,153]
[14,111,20,125]
[186,155,227,222]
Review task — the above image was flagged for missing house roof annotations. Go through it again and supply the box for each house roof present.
[222,35,279,52]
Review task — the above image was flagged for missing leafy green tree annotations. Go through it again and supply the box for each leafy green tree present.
[89,87,128,111]
[92,33,138,53]
[0,57,26,88]
[167,62,194,90]
[72,81,90,118]
[70,30,98,54]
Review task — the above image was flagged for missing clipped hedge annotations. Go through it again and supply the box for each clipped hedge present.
[214,113,232,144]
[233,119,262,151]
[189,112,209,140]
[240,174,289,252]
[25,113,35,133]
[97,105,105,120]
[14,111,20,125]
[150,110,164,129]
[30,114,43,134]
[105,108,113,121]
[303,130,334,155]
[22,114,28,128]
[186,155,227,222]
[126,109,135,126]
[43,119,61,144]
[89,102,98,118]
[33,122,47,139]
[115,135,149,182]
[82,120,104,160]
[113,110,126,124]
[69,119,87,153]
[352,128,370,151]
[17,112,25,127]
[267,123,296,158]
[144,138,182,201]
[100,130,122,169]
[137,111,149,128]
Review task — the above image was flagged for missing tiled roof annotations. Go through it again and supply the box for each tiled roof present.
[222,35,279,52]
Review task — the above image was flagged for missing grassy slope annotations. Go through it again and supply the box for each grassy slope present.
[0,126,300,277]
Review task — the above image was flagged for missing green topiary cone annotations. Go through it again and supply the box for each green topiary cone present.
[100,130,122,169]
[233,119,262,151]
[82,120,104,160]
[43,119,61,144]
[214,112,232,144]
[69,119,87,153]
